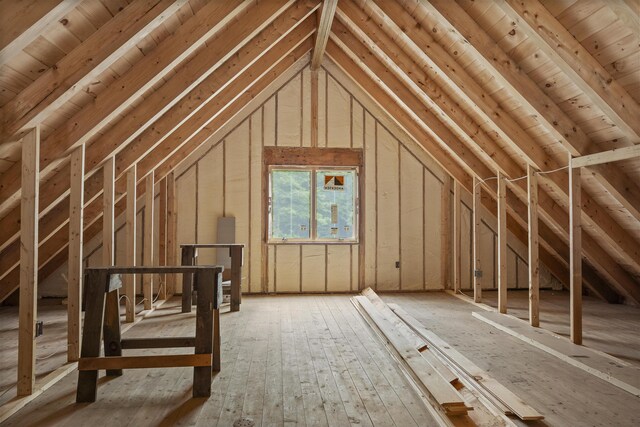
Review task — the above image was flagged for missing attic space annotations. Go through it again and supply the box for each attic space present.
[0,1,639,426]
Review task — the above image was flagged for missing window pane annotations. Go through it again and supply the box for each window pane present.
[316,170,355,239]
[271,170,311,239]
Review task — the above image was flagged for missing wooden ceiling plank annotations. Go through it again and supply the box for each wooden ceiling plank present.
[0,0,188,143]
[498,0,640,140]
[0,0,252,217]
[0,0,82,66]
[311,0,338,69]
[422,0,640,276]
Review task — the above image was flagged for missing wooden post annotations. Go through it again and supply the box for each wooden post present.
[101,157,121,376]
[453,180,461,293]
[310,70,319,148]
[230,245,242,312]
[143,172,154,310]
[441,177,451,289]
[528,165,540,327]
[158,176,167,300]
[17,126,39,396]
[472,176,482,302]
[193,268,216,397]
[497,171,507,314]
[125,166,137,322]
[68,144,85,362]
[181,246,194,313]
[103,158,115,266]
[166,172,177,296]
[569,156,582,344]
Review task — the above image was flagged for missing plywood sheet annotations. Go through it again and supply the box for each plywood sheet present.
[250,110,263,293]
[196,144,224,265]
[375,124,399,290]
[301,245,326,292]
[364,112,376,289]
[424,170,442,289]
[225,122,250,292]
[327,245,351,292]
[400,148,424,290]
[263,97,276,147]
[326,74,351,148]
[176,166,197,292]
[275,244,301,292]
[276,73,302,147]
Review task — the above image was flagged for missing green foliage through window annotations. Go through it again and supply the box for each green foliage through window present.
[269,168,357,241]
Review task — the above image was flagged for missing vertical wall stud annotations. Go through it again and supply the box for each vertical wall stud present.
[68,144,85,362]
[441,177,451,288]
[158,176,167,300]
[103,158,115,266]
[528,164,540,327]
[166,172,177,296]
[18,126,39,396]
[125,165,137,322]
[143,171,154,310]
[453,180,461,293]
[569,156,582,344]
[472,176,482,302]
[497,171,507,314]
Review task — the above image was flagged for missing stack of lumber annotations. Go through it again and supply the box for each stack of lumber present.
[351,288,544,426]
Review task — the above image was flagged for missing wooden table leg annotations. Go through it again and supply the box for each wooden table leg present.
[192,269,215,397]
[103,288,122,377]
[230,246,242,312]
[213,308,220,372]
[77,271,109,403]
[181,246,194,313]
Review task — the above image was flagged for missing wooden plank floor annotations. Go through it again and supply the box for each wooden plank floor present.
[1,295,439,426]
[2,292,639,426]
[479,289,640,366]
[382,292,640,427]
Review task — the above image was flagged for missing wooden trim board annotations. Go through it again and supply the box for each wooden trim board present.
[472,311,640,397]
[388,303,543,421]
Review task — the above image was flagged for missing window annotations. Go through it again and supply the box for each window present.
[269,167,358,242]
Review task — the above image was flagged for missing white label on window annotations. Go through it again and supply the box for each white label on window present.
[324,175,345,190]
[331,204,338,224]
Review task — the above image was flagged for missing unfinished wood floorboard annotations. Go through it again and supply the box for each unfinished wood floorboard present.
[2,294,638,427]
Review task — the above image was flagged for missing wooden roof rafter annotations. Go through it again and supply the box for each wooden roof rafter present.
[0,0,189,143]
[311,0,338,69]
[324,41,621,303]
[328,15,639,304]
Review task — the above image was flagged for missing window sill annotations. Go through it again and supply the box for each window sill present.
[267,240,359,246]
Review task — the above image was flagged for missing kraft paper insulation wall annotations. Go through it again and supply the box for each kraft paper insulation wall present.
[39,56,560,297]
[171,59,538,293]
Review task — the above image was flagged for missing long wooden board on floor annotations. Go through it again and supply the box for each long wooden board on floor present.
[389,304,544,421]
[352,296,467,415]
[473,311,640,397]
[361,288,458,385]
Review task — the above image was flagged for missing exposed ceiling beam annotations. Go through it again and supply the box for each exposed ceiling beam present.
[497,0,640,140]
[0,0,252,217]
[572,144,640,169]
[311,0,338,69]
[0,41,313,303]
[0,0,81,67]
[324,41,598,300]
[0,0,188,143]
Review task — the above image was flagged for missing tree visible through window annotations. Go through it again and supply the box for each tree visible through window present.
[269,168,358,241]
